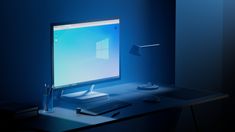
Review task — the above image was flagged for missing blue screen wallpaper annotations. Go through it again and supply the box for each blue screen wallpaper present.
[53,23,119,88]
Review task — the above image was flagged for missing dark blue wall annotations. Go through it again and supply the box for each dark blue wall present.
[176,0,223,90]
[0,0,175,105]
[222,0,235,131]
[223,0,235,95]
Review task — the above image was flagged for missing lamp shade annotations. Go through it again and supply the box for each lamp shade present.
[129,43,160,56]
[129,45,141,56]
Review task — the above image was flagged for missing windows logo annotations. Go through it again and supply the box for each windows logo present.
[96,38,109,59]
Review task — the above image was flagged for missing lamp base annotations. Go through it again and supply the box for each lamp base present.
[137,82,159,90]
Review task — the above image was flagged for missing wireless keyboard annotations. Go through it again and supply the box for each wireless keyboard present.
[76,100,131,116]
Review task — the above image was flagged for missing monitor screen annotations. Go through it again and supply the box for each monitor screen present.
[52,19,120,89]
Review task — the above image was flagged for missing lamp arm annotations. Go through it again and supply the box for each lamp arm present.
[139,43,160,48]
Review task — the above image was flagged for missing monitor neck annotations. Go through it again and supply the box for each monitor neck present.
[83,84,95,95]
[60,84,96,97]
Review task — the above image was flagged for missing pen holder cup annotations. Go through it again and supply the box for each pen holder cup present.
[43,88,54,113]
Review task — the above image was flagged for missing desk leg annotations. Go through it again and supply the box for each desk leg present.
[190,105,200,132]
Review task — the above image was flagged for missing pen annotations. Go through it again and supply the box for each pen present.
[111,111,120,118]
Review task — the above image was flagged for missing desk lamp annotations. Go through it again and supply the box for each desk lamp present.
[129,43,160,90]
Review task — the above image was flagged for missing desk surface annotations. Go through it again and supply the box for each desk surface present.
[24,82,228,132]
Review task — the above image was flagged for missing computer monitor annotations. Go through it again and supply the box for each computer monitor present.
[52,19,120,101]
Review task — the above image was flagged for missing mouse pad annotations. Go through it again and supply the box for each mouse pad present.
[159,88,213,100]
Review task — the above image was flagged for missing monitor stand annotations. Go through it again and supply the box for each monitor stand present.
[61,85,109,103]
